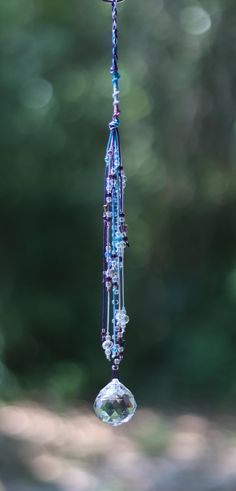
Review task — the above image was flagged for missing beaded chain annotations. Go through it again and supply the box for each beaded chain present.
[101,0,130,379]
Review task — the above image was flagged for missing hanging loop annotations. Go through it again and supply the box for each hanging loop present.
[102,0,125,3]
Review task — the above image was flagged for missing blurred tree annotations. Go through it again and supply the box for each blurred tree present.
[0,0,235,409]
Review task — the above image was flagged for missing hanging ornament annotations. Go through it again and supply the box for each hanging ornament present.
[94,0,137,426]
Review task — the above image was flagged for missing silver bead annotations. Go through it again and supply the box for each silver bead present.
[105,350,111,360]
[116,310,122,321]
[102,340,113,350]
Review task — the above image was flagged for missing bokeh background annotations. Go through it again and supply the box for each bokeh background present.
[0,0,236,490]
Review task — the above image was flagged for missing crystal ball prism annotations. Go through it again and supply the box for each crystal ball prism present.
[94,378,137,426]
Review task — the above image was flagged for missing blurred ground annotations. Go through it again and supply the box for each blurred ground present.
[0,402,236,491]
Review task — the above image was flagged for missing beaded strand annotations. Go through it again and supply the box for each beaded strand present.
[101,0,129,379]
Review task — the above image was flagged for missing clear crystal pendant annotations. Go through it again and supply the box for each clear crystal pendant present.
[94,378,137,426]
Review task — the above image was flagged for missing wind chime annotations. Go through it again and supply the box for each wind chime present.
[93,0,137,426]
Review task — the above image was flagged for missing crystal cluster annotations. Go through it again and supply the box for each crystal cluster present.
[94,378,137,426]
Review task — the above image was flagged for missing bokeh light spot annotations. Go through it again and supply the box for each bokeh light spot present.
[180,6,212,35]
[123,87,153,121]
[58,69,87,102]
[20,78,53,109]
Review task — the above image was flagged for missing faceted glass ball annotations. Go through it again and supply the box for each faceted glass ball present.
[94,378,137,426]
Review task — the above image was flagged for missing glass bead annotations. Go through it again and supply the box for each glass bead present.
[105,350,111,360]
[116,311,122,321]
[102,340,113,349]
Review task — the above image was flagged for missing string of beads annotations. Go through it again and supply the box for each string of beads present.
[101,0,130,379]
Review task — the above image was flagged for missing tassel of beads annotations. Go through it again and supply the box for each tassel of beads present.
[101,0,129,377]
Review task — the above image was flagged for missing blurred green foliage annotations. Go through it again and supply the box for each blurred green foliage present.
[0,0,236,409]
